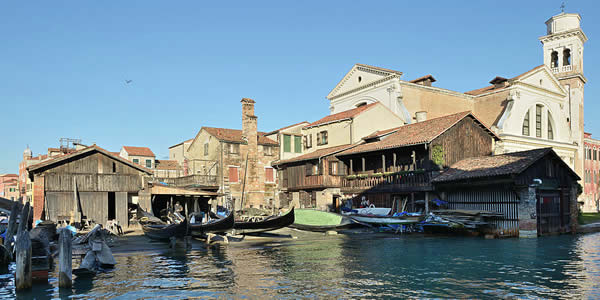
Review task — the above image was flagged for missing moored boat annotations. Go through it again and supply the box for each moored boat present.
[348,214,423,226]
[188,211,235,237]
[290,209,356,232]
[141,220,188,241]
[233,207,295,235]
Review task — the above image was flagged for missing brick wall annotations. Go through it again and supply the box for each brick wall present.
[33,175,44,221]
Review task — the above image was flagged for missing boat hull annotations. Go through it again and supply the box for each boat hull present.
[189,211,234,236]
[290,209,356,232]
[141,220,188,241]
[349,215,422,225]
[233,208,295,235]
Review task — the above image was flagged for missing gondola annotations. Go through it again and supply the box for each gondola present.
[137,207,188,241]
[188,211,235,237]
[141,219,188,241]
[232,207,295,235]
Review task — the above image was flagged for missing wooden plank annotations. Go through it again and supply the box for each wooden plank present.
[116,192,128,227]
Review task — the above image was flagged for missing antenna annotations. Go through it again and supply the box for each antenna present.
[560,1,565,13]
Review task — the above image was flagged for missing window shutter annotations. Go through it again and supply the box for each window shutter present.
[265,167,274,182]
[228,167,239,183]
[283,135,291,152]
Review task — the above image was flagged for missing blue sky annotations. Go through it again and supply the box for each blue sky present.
[1,1,598,174]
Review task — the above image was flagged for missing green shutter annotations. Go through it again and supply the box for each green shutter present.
[294,136,302,153]
[283,135,291,152]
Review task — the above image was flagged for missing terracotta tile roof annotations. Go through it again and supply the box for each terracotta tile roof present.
[276,144,355,165]
[355,63,403,76]
[122,146,155,157]
[409,74,436,84]
[432,148,579,183]
[264,121,309,136]
[168,138,194,149]
[203,127,278,146]
[337,112,498,156]
[465,65,545,96]
[155,160,181,170]
[305,102,379,128]
[0,174,18,177]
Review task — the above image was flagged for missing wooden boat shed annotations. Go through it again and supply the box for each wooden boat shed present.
[432,148,580,237]
[27,145,153,227]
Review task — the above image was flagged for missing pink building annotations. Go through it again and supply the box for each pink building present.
[0,174,19,201]
[583,132,600,212]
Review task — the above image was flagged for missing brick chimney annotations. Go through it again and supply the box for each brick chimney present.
[240,98,261,208]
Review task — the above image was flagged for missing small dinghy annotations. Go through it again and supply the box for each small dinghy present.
[290,209,357,232]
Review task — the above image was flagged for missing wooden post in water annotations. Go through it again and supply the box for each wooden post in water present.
[58,228,72,288]
[17,202,30,235]
[425,192,429,215]
[15,231,32,291]
[169,237,176,249]
[3,202,20,256]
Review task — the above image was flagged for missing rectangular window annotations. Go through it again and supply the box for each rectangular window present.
[304,134,313,149]
[305,163,313,176]
[317,131,328,145]
[294,136,302,153]
[595,150,597,161]
[265,167,274,183]
[283,134,291,152]
[146,159,152,168]
[548,118,553,140]
[228,167,239,183]
[133,158,139,164]
[229,143,239,154]
[535,105,542,138]
[264,146,273,156]
[204,143,209,156]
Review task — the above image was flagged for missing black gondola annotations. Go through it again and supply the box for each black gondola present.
[141,219,188,241]
[137,207,188,241]
[188,211,235,237]
[232,207,295,235]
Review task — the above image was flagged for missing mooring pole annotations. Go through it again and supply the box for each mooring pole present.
[15,231,32,291]
[17,202,31,235]
[58,228,72,288]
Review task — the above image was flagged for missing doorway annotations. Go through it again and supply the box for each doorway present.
[108,192,116,220]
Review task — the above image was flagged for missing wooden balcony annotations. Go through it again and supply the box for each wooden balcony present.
[284,175,342,191]
[341,170,434,193]
[152,174,218,189]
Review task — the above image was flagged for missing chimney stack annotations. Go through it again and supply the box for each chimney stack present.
[415,111,427,123]
[240,98,260,209]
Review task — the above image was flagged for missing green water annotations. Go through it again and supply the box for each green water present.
[2,232,599,299]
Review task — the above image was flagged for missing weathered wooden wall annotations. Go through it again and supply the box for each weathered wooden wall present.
[430,117,494,168]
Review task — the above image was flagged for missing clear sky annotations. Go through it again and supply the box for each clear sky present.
[1,1,598,174]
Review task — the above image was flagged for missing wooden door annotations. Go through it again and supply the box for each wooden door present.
[537,192,561,235]
[116,192,128,227]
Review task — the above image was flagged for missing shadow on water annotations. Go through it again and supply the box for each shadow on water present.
[2,232,600,298]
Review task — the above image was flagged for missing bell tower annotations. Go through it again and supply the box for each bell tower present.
[539,11,587,177]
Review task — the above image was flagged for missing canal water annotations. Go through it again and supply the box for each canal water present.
[1,232,599,299]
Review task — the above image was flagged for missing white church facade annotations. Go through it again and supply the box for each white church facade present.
[325,12,588,206]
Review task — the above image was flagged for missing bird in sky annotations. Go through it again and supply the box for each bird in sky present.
[125,80,133,84]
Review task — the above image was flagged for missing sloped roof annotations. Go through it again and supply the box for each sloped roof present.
[155,160,181,170]
[362,126,402,140]
[168,138,194,149]
[276,144,355,165]
[122,146,155,157]
[203,127,278,146]
[337,111,498,156]
[465,65,545,96]
[0,174,18,177]
[305,102,379,129]
[409,74,436,84]
[28,145,153,176]
[432,148,579,182]
[264,121,310,136]
[355,63,403,76]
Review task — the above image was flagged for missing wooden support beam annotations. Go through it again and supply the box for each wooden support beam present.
[393,153,397,172]
[382,154,386,173]
[411,151,416,170]
[58,228,72,288]
[362,157,366,172]
[17,202,30,235]
[411,193,415,212]
[350,159,353,175]
[425,192,429,214]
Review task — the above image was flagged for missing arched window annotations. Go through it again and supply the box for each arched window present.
[522,110,530,136]
[563,49,571,66]
[547,112,554,140]
[355,102,368,108]
[551,51,559,68]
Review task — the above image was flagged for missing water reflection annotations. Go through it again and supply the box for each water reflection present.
[0,232,599,298]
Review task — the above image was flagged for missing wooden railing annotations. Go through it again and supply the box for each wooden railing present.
[284,175,343,190]
[151,174,218,187]
[341,171,433,192]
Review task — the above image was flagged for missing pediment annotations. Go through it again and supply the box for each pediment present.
[514,66,566,96]
[327,64,402,99]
